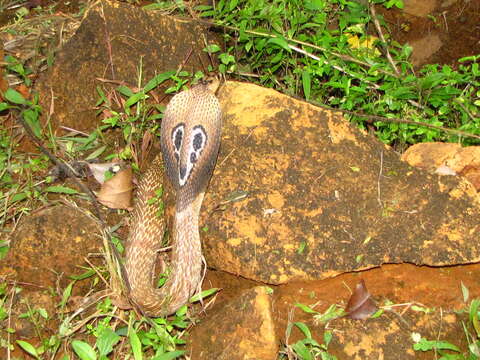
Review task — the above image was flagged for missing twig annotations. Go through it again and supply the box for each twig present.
[7,282,16,360]
[302,98,480,140]
[453,98,478,123]
[289,44,380,89]
[14,112,97,202]
[377,150,383,207]
[369,2,400,76]
[175,47,194,76]
[345,110,480,140]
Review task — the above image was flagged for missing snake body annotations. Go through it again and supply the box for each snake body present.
[125,79,222,316]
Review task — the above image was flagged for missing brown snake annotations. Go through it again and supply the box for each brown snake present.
[125,79,222,316]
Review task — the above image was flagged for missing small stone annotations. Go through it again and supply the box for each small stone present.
[188,286,278,360]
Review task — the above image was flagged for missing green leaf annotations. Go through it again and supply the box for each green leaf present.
[204,44,221,53]
[266,37,292,53]
[323,330,333,346]
[295,303,319,315]
[37,308,48,319]
[189,288,220,303]
[124,92,147,114]
[69,269,96,280]
[294,322,312,338]
[10,192,28,203]
[43,185,79,195]
[23,108,42,138]
[151,351,186,360]
[71,340,97,360]
[86,145,107,161]
[96,328,120,357]
[413,338,460,352]
[4,88,26,105]
[95,86,108,106]
[129,330,142,360]
[470,299,480,337]
[302,70,311,100]
[116,85,134,97]
[16,340,40,359]
[292,341,313,360]
[0,102,9,111]
[59,281,74,308]
[144,70,176,93]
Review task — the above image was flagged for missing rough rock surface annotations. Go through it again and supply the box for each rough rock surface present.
[403,0,437,17]
[199,81,480,284]
[409,33,442,66]
[36,0,219,131]
[402,142,480,191]
[321,309,468,359]
[0,205,103,289]
[188,286,278,360]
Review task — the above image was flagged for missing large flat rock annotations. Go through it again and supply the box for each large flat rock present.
[36,0,218,132]
[200,81,480,284]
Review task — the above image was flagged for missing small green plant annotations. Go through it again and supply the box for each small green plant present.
[412,298,480,359]
[195,0,479,147]
[280,320,337,360]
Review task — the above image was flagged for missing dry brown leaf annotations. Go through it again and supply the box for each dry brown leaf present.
[0,48,8,95]
[345,279,378,320]
[87,162,121,184]
[97,167,133,210]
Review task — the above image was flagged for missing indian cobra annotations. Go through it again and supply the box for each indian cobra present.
[125,78,222,316]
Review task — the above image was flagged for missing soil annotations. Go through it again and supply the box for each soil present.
[205,262,480,343]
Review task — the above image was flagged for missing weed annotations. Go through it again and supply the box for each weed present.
[410,298,480,359]
[279,314,338,360]
[193,0,479,147]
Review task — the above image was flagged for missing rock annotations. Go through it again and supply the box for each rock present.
[188,286,278,360]
[409,33,442,67]
[199,81,480,284]
[0,205,103,290]
[36,0,219,132]
[403,0,437,17]
[402,142,480,191]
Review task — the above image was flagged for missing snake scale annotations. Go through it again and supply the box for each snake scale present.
[125,79,222,316]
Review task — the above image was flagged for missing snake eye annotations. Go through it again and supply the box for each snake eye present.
[171,124,185,162]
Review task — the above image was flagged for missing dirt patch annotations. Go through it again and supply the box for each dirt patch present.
[379,0,480,67]
[204,262,480,358]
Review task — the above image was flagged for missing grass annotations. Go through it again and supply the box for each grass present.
[192,0,479,147]
[0,0,479,358]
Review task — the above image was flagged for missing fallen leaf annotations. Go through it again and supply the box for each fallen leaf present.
[0,48,8,95]
[345,279,378,320]
[97,167,133,209]
[87,162,121,184]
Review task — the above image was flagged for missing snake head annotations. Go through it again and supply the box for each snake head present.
[160,82,222,210]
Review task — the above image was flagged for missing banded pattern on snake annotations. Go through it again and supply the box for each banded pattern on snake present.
[125,79,222,316]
